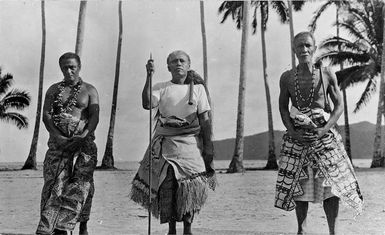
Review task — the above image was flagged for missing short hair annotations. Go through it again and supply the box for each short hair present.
[59,52,81,67]
[294,31,316,46]
[166,50,191,65]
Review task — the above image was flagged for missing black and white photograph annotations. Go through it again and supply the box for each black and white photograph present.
[0,0,384,234]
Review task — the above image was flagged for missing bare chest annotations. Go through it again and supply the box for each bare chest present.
[286,71,326,108]
[59,86,89,109]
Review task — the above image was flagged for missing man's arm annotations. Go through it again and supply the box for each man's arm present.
[142,59,158,110]
[42,85,67,139]
[198,111,214,173]
[67,84,99,150]
[80,84,99,138]
[314,68,343,138]
[279,72,295,134]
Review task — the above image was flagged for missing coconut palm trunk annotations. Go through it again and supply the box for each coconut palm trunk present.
[342,89,351,159]
[200,0,212,108]
[100,1,123,169]
[228,2,249,173]
[288,0,296,70]
[336,5,352,162]
[371,5,385,168]
[260,9,278,170]
[22,0,46,170]
[75,0,87,56]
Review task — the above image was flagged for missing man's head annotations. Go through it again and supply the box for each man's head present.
[167,50,191,80]
[293,31,317,64]
[59,52,81,83]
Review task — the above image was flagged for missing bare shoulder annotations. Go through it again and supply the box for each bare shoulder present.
[322,66,337,85]
[280,70,292,87]
[82,81,98,94]
[46,82,60,95]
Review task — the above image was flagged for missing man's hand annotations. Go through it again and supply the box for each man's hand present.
[146,59,154,76]
[202,152,215,174]
[65,131,88,151]
[312,127,329,139]
[53,134,69,142]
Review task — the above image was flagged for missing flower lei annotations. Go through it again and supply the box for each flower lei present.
[50,78,83,126]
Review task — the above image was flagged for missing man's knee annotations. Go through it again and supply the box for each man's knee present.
[295,201,309,208]
[324,196,340,205]
[183,212,194,223]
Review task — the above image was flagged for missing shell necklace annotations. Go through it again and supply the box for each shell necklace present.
[51,78,83,125]
[294,65,316,109]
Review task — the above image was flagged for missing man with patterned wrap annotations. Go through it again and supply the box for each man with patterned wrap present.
[275,32,363,235]
[130,50,216,235]
[36,52,99,235]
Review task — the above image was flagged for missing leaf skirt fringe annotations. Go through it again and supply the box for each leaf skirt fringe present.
[130,172,216,221]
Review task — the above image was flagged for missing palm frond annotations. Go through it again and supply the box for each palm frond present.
[260,1,269,32]
[320,36,357,49]
[309,1,333,33]
[218,1,244,29]
[0,112,29,129]
[354,78,377,113]
[335,63,378,89]
[292,1,306,11]
[346,7,377,45]
[316,50,371,67]
[0,89,31,111]
[338,21,372,46]
[319,36,370,55]
[252,5,258,34]
[0,73,13,96]
[271,1,288,24]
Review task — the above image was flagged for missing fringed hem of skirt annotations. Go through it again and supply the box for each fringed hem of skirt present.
[176,174,211,219]
[130,178,160,219]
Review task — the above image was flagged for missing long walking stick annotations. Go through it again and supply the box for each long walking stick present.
[148,53,154,235]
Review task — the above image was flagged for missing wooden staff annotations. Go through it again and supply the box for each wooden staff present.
[148,52,153,235]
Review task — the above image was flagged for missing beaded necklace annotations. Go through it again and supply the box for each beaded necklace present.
[294,65,316,109]
[50,78,83,125]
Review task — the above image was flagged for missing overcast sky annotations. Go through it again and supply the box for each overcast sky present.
[0,0,378,163]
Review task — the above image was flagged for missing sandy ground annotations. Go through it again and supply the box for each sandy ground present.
[0,164,384,235]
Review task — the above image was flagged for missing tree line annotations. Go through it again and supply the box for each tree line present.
[0,0,385,172]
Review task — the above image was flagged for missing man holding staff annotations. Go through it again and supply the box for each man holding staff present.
[130,50,216,235]
[274,32,363,235]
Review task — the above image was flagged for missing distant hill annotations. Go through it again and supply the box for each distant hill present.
[214,121,379,160]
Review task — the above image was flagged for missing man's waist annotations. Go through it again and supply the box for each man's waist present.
[292,116,327,128]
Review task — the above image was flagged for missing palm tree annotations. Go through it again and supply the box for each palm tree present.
[220,1,291,170]
[22,0,46,170]
[75,0,87,56]
[217,1,249,173]
[199,0,213,111]
[309,0,353,162]
[316,0,385,167]
[0,71,31,130]
[376,3,385,167]
[99,0,123,169]
[287,1,306,69]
